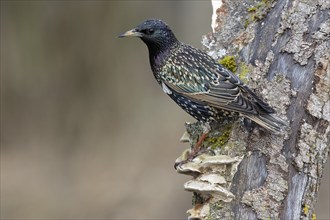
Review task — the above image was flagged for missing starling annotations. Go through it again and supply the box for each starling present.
[119,19,287,134]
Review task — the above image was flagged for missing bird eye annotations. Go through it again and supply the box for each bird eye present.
[142,28,154,35]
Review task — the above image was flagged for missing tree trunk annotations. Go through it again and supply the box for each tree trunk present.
[175,0,330,219]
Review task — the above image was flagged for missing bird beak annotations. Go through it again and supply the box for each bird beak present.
[118,28,142,38]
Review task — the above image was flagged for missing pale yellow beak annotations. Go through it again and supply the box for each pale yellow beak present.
[118,29,142,38]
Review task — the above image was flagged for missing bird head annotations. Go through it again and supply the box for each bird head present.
[119,19,178,53]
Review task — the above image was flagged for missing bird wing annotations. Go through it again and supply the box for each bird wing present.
[160,45,274,115]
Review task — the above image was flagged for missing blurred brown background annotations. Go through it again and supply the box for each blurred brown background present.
[1,1,329,219]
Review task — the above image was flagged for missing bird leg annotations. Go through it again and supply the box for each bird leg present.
[188,132,208,160]
[188,123,211,159]
[175,123,211,169]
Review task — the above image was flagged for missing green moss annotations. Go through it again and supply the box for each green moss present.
[219,56,237,72]
[245,0,274,28]
[247,6,257,12]
[244,19,251,28]
[312,213,316,220]
[248,0,266,13]
[238,62,250,83]
[303,204,309,215]
[207,125,233,150]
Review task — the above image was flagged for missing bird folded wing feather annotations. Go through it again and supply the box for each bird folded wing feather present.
[160,49,271,116]
[163,79,259,115]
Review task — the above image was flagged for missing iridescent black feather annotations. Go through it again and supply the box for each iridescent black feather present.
[119,19,287,133]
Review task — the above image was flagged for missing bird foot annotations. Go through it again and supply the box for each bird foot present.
[174,130,210,170]
[174,147,209,170]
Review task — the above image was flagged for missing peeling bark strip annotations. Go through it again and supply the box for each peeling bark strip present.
[175,0,330,219]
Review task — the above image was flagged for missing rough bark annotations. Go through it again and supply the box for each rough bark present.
[175,0,330,219]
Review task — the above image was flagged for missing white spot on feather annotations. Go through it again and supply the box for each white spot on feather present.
[162,82,172,94]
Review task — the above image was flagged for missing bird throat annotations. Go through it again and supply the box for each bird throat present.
[145,41,177,72]
[149,47,170,70]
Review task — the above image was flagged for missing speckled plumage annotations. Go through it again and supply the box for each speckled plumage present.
[119,19,287,133]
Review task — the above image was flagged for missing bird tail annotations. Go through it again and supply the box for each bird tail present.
[243,113,289,134]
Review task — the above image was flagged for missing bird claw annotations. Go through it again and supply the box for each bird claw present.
[175,123,210,170]
[174,147,210,170]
